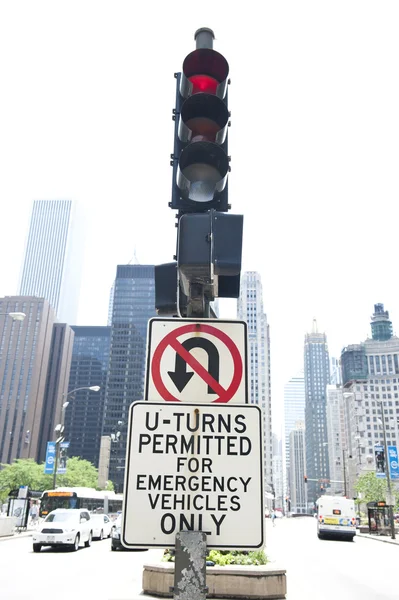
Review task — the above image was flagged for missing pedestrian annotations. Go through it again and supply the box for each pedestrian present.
[271,510,276,527]
[30,501,39,527]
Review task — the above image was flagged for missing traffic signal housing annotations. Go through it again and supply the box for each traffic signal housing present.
[170,34,231,213]
[304,475,308,484]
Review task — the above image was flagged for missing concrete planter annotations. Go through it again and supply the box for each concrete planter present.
[0,517,17,537]
[143,562,287,599]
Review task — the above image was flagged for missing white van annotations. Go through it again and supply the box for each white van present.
[316,496,356,541]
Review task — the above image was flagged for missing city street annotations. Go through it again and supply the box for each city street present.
[1,518,398,600]
[266,517,398,600]
[0,533,163,600]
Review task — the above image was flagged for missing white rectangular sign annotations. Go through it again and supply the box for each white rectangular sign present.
[122,402,264,549]
[145,318,248,404]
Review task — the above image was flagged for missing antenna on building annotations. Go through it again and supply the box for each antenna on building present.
[127,246,140,265]
[312,318,318,334]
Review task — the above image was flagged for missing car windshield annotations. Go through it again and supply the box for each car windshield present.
[45,512,78,523]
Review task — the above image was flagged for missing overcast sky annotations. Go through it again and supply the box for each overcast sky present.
[1,1,398,436]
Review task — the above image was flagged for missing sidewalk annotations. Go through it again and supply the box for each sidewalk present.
[0,524,37,542]
[357,531,399,545]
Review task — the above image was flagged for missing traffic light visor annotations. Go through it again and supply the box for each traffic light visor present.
[177,141,229,203]
[181,49,229,99]
[179,94,229,144]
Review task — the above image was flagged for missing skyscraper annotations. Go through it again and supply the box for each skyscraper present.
[237,271,272,496]
[304,320,330,503]
[64,326,111,467]
[284,370,305,475]
[326,385,345,495]
[103,265,156,491]
[36,323,75,462]
[289,421,307,513]
[18,200,83,324]
[341,304,399,495]
[0,297,72,463]
[272,435,284,511]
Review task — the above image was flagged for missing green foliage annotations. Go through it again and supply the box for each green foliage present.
[163,549,268,567]
[55,457,99,489]
[0,457,114,502]
[0,459,52,502]
[104,480,115,491]
[355,472,391,505]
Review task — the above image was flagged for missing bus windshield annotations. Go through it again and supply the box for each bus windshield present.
[40,493,78,515]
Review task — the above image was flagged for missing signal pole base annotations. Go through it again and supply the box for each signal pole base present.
[172,531,207,600]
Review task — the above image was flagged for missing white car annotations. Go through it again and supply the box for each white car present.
[32,509,93,552]
[90,514,113,540]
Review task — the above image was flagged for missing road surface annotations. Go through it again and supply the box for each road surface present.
[266,517,398,600]
[1,519,398,599]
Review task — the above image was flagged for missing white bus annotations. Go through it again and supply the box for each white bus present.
[40,487,123,519]
[316,496,356,541]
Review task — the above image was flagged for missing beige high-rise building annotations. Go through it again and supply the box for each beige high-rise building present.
[237,271,272,498]
[0,296,73,463]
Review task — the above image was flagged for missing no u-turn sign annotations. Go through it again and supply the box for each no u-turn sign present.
[145,318,248,404]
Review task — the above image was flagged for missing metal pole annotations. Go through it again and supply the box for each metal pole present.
[343,449,347,497]
[52,441,59,489]
[194,27,215,49]
[380,402,396,539]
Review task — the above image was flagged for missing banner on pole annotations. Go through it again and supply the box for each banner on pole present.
[44,442,56,474]
[57,441,70,474]
[374,445,386,478]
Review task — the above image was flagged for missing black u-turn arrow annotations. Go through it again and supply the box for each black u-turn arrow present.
[168,338,220,394]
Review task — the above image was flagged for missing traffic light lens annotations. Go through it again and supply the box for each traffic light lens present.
[180,94,229,145]
[189,74,218,95]
[177,141,229,204]
[181,163,221,203]
[181,49,229,100]
[185,117,220,142]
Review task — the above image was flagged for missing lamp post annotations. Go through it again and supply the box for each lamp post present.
[377,400,396,540]
[52,386,101,488]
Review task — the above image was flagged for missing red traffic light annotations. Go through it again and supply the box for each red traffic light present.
[171,36,231,212]
[181,49,229,100]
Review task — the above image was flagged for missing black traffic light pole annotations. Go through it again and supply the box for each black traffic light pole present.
[161,27,243,600]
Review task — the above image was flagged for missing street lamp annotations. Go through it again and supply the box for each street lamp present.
[376,400,396,540]
[52,385,101,488]
[0,312,26,321]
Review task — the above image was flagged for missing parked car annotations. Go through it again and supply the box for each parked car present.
[32,509,93,552]
[90,514,113,540]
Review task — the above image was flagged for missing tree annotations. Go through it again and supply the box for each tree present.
[0,459,52,502]
[56,457,99,489]
[0,457,113,503]
[355,472,390,504]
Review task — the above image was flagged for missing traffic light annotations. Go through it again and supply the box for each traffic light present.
[304,475,308,484]
[170,28,231,213]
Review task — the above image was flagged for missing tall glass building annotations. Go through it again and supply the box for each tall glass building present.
[64,326,111,467]
[103,265,156,491]
[304,320,330,503]
[18,200,84,325]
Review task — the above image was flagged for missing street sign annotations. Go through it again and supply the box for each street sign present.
[44,442,56,474]
[388,445,399,480]
[122,402,264,549]
[145,318,248,404]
